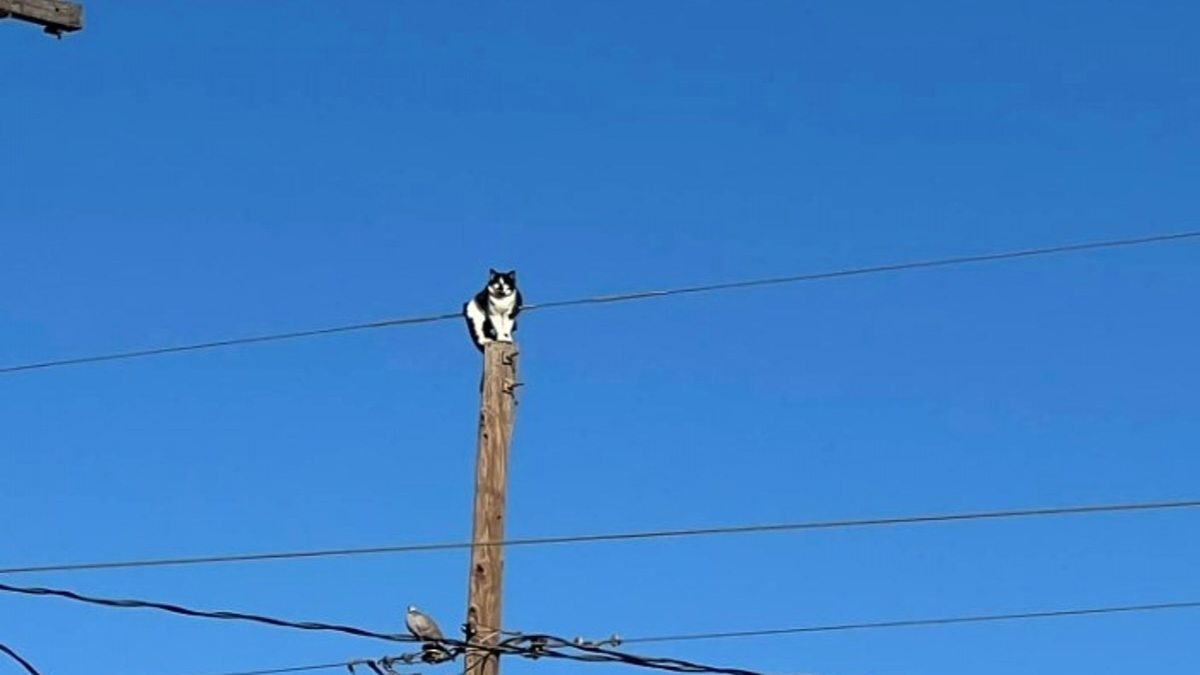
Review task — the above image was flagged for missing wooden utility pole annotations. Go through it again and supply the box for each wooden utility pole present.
[464,341,519,675]
[0,0,82,37]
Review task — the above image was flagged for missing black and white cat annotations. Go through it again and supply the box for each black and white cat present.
[463,269,523,352]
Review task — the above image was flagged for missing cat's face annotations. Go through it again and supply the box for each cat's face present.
[487,269,517,297]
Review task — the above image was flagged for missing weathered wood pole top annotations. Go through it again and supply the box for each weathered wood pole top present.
[464,340,519,675]
[0,0,84,36]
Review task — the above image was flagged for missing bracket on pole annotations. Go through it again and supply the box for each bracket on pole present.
[0,0,83,38]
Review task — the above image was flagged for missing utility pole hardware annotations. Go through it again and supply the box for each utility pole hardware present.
[464,341,519,675]
[0,0,82,37]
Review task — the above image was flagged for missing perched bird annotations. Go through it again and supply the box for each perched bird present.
[405,605,445,643]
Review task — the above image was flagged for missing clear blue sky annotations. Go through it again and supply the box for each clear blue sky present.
[2,1,1198,674]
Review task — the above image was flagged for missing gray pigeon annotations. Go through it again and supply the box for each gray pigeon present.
[405,605,445,642]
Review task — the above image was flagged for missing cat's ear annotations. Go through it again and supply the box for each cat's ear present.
[488,268,500,278]
[505,270,517,281]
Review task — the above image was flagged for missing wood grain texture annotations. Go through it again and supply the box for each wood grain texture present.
[464,341,519,675]
[0,0,83,32]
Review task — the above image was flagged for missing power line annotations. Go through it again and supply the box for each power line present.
[0,311,461,376]
[169,665,345,675]
[0,581,413,646]
[0,580,774,675]
[0,643,43,675]
[526,230,1200,311]
[619,600,1200,644]
[3,230,1195,376]
[3,497,1196,576]
[153,598,1200,675]
[508,638,771,675]
[165,640,781,675]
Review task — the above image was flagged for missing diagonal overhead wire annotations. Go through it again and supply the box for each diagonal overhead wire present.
[515,639,770,675]
[0,582,776,675]
[0,581,411,645]
[0,311,461,375]
[0,643,44,675]
[150,598,1200,675]
[525,230,1200,310]
[2,497,1197,576]
[618,600,1200,644]
[167,666,346,675]
[2,230,1196,376]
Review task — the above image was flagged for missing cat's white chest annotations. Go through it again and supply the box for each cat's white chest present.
[489,293,517,314]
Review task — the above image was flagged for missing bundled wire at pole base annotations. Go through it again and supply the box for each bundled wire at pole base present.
[0,580,777,675]
[496,635,774,675]
[157,596,1200,675]
[5,577,1200,675]
[186,665,348,675]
